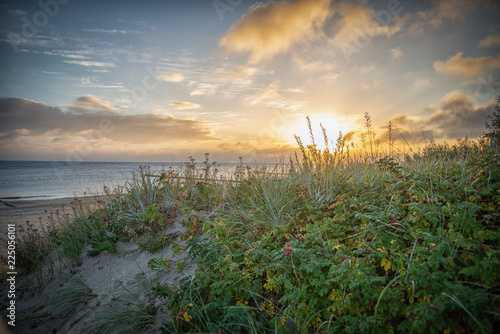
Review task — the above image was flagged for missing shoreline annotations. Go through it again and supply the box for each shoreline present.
[0,197,76,225]
[0,197,77,254]
[0,196,106,254]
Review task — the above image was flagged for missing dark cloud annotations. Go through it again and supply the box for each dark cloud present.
[0,97,220,146]
[386,91,494,143]
[67,95,123,113]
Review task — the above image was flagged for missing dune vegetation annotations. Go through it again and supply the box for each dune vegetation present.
[6,107,500,333]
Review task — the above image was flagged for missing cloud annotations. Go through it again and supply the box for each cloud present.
[169,101,201,110]
[219,0,332,63]
[413,77,431,87]
[414,0,489,29]
[0,98,218,152]
[64,60,116,68]
[67,95,126,113]
[434,52,500,77]
[0,128,32,141]
[293,55,335,71]
[390,47,403,59]
[158,73,185,82]
[328,1,407,47]
[190,90,205,96]
[221,66,258,80]
[386,91,494,142]
[250,81,281,105]
[28,50,87,59]
[82,29,140,34]
[477,33,500,49]
[1,32,64,49]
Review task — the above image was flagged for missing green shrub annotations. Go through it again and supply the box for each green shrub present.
[160,145,500,333]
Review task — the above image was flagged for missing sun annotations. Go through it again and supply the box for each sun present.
[289,115,353,152]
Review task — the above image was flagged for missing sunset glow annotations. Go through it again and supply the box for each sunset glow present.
[0,0,499,162]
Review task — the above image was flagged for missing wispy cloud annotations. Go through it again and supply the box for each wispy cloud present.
[390,47,403,59]
[169,101,201,110]
[82,29,140,34]
[27,50,87,59]
[413,77,431,87]
[477,33,500,48]
[434,52,500,77]
[158,73,185,82]
[220,66,258,80]
[250,81,280,105]
[66,95,127,113]
[190,90,205,96]
[219,0,332,63]
[64,60,117,68]
[293,55,335,71]
[1,33,64,49]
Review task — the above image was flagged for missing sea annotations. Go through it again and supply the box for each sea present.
[0,160,254,200]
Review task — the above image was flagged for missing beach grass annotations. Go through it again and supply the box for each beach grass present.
[7,116,500,333]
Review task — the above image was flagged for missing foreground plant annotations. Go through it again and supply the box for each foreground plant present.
[9,112,500,333]
[159,139,500,333]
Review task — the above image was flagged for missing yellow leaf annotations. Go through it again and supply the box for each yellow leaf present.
[381,258,392,271]
[377,247,387,254]
[183,312,192,322]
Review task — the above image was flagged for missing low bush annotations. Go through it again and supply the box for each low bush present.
[160,142,500,333]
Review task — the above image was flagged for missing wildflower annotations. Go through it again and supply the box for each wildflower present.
[284,244,293,257]
[182,311,192,322]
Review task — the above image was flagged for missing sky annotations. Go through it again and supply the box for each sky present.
[0,0,499,162]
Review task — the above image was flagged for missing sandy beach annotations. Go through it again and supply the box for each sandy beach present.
[0,198,69,250]
[0,197,75,226]
[0,197,95,253]
[0,196,197,334]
